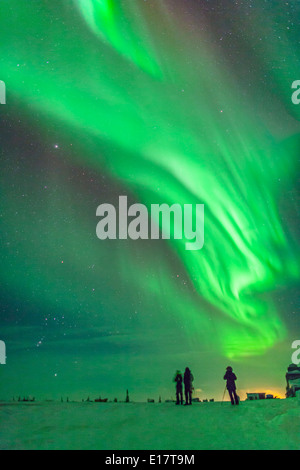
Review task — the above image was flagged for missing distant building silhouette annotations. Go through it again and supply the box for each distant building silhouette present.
[246,393,265,400]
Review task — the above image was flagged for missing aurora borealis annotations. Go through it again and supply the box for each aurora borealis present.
[0,0,299,402]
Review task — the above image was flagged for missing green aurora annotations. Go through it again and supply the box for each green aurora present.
[0,0,299,401]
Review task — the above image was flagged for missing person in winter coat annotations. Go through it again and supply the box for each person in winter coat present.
[174,370,183,405]
[184,367,194,405]
[224,366,239,405]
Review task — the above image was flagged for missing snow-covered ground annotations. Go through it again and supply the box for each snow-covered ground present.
[0,398,299,450]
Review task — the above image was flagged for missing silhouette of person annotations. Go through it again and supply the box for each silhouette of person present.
[174,370,183,405]
[184,367,194,405]
[224,366,239,405]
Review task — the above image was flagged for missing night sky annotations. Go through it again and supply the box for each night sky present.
[0,0,299,402]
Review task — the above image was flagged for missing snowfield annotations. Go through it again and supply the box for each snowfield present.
[0,398,299,450]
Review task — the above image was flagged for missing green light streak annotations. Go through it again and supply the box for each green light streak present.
[75,0,162,78]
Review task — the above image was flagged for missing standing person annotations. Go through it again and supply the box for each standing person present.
[224,366,239,405]
[184,367,194,405]
[174,370,183,405]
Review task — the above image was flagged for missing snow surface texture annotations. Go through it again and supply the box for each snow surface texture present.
[0,398,299,450]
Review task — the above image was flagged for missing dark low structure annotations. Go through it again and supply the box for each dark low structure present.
[286,364,300,397]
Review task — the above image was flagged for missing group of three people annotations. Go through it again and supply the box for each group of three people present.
[174,366,239,405]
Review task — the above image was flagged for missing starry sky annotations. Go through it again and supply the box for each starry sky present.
[0,0,299,402]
